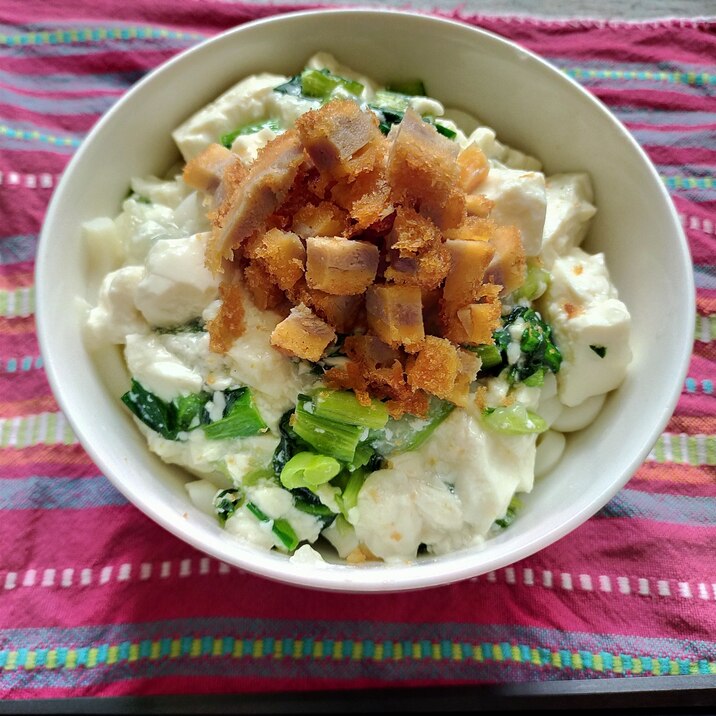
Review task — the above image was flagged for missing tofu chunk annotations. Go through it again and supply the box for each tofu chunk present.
[134,234,220,328]
[540,247,632,407]
[540,173,597,268]
[479,167,546,256]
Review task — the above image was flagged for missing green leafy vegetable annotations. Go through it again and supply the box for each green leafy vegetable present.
[590,345,607,358]
[220,118,281,148]
[201,387,267,440]
[482,405,548,435]
[490,306,562,386]
[214,488,245,526]
[122,382,267,442]
[121,380,177,440]
[245,502,299,551]
[154,318,205,335]
[386,79,427,96]
[280,451,341,490]
[272,409,311,478]
[175,391,211,432]
[291,488,336,527]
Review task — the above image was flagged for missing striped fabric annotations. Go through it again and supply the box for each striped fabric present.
[0,1,714,699]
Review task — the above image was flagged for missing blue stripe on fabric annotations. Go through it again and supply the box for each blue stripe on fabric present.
[0,476,128,511]
[0,68,145,92]
[548,57,716,80]
[0,89,118,116]
[612,109,716,127]
[0,35,199,60]
[627,127,716,149]
[694,265,716,291]
[598,489,716,526]
[0,235,37,265]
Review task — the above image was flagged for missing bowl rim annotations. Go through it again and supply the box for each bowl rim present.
[36,8,696,593]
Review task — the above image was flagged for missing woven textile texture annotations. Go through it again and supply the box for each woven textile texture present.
[0,1,714,699]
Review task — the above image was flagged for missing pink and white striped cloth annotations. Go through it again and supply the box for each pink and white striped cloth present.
[0,1,714,699]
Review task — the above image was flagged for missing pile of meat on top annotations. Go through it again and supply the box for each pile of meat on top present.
[183,99,527,419]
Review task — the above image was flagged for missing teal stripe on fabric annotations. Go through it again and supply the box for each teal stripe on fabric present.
[0,235,37,265]
[0,355,43,373]
[0,476,128,511]
[0,25,208,46]
[599,489,716,526]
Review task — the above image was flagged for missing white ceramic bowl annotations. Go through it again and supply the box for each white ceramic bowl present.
[36,9,694,592]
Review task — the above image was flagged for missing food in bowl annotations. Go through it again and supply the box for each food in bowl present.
[83,52,632,564]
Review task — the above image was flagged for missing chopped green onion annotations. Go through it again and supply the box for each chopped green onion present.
[495,496,522,529]
[590,345,607,358]
[468,343,503,369]
[336,468,367,519]
[214,488,244,526]
[292,395,363,462]
[368,398,454,456]
[220,118,281,148]
[246,502,299,551]
[482,405,548,435]
[312,389,389,430]
[121,380,177,440]
[274,69,363,101]
[301,68,363,99]
[372,89,412,113]
[202,387,267,440]
[280,451,341,490]
[511,261,551,301]
[386,79,427,96]
[434,122,457,139]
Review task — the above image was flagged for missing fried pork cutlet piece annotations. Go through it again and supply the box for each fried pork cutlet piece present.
[484,225,527,296]
[253,228,306,291]
[183,143,240,194]
[305,236,379,295]
[406,336,461,399]
[295,99,385,181]
[270,303,336,362]
[448,348,480,407]
[242,260,285,311]
[451,302,502,345]
[457,143,490,193]
[442,239,496,306]
[208,131,306,271]
[365,284,425,352]
[387,108,465,230]
[292,201,349,239]
[207,281,246,354]
[307,290,364,334]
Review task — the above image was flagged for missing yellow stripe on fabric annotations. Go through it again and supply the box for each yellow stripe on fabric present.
[2,638,715,678]
[0,26,207,47]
